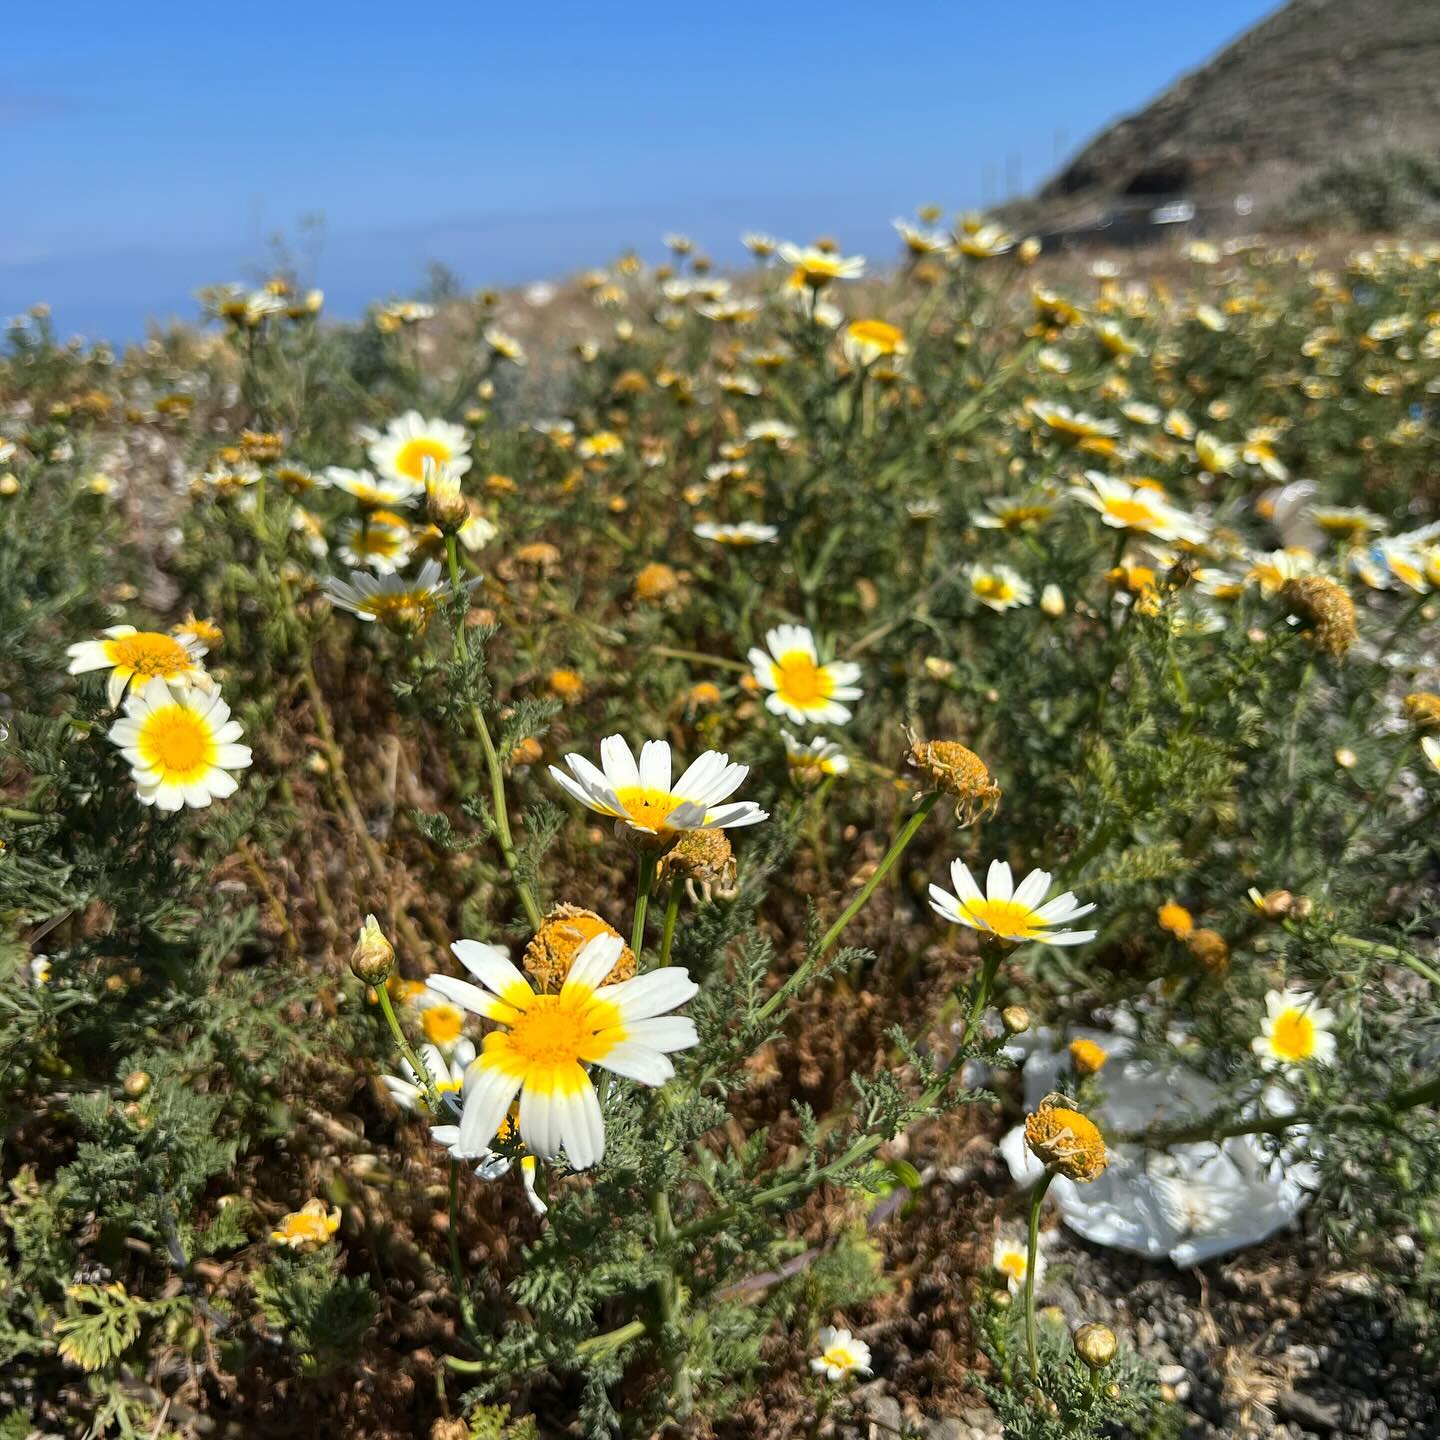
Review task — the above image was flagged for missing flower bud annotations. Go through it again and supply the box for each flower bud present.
[123,1070,151,1098]
[1040,583,1065,617]
[351,914,395,986]
[1001,1005,1031,1035]
[424,458,469,532]
[1073,1323,1118,1370]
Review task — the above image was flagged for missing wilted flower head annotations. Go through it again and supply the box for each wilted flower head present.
[1024,1094,1108,1182]
[522,906,636,994]
[904,731,1000,824]
[270,1198,341,1251]
[1280,575,1357,659]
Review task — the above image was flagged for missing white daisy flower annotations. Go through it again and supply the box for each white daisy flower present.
[1251,989,1337,1070]
[929,859,1096,947]
[368,411,472,487]
[1076,473,1207,544]
[965,563,1034,612]
[427,932,700,1170]
[748,624,862,727]
[381,1040,474,1115]
[67,626,211,708]
[777,244,865,285]
[810,1326,872,1382]
[993,1232,1045,1293]
[782,730,849,779]
[336,517,413,574]
[323,559,460,630]
[549,736,767,842]
[106,681,252,812]
[693,521,778,545]
[323,465,422,510]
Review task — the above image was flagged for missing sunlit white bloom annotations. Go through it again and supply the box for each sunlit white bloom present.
[810,1326,872,1381]
[369,411,472,487]
[893,219,953,256]
[1248,546,1317,596]
[1194,431,1238,475]
[778,244,865,284]
[782,730,849,779]
[694,521,778,545]
[957,221,1014,258]
[1422,735,1440,772]
[431,1111,547,1215]
[1026,400,1120,441]
[550,736,767,841]
[68,626,211,708]
[483,325,526,364]
[337,517,412,574]
[323,560,461,629]
[107,680,251,811]
[744,419,798,446]
[324,465,421,509]
[1252,989,1337,1070]
[965,562,1033,612]
[1077,473,1207,544]
[993,1233,1045,1293]
[1036,346,1072,374]
[1121,401,1162,425]
[427,932,700,1169]
[748,624,862,726]
[930,859,1096,946]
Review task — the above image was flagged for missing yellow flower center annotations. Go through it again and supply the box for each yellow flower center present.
[393,436,453,482]
[421,1003,464,1048]
[1270,1008,1316,1062]
[848,319,902,353]
[352,527,405,558]
[958,896,1042,941]
[138,705,216,782]
[493,992,623,1071]
[1103,496,1161,528]
[107,632,192,678]
[999,505,1052,529]
[613,786,681,832]
[996,1250,1027,1281]
[361,592,436,627]
[822,1344,858,1369]
[974,575,1016,603]
[773,651,833,707]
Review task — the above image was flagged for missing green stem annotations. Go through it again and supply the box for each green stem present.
[632,852,657,960]
[1327,932,1440,989]
[1025,1171,1055,1381]
[0,806,43,823]
[574,1319,647,1357]
[657,880,682,969]
[376,984,440,1109]
[964,943,1004,1042]
[758,792,940,1021]
[651,1187,694,1416]
[444,534,543,931]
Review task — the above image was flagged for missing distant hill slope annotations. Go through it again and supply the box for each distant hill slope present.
[1025,0,1440,228]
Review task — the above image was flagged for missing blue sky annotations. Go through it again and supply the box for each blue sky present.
[4,0,1278,337]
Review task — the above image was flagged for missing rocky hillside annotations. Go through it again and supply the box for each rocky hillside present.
[1028,0,1440,227]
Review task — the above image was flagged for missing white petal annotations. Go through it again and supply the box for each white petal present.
[561,933,624,997]
[451,939,530,996]
[596,1042,675,1086]
[621,1015,699,1053]
[598,967,698,1021]
[637,739,672,791]
[986,859,1014,901]
[599,735,640,790]
[458,1064,523,1155]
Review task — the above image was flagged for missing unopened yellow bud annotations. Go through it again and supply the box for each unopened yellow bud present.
[1073,1323,1118,1370]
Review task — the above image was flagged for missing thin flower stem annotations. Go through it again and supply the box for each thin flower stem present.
[657,880,682,969]
[758,792,940,1021]
[964,944,1003,1042]
[444,534,543,932]
[1326,932,1440,989]
[647,645,750,673]
[632,852,657,960]
[375,983,440,1110]
[574,1319,647,1357]
[650,1187,694,1417]
[1025,1171,1054,1381]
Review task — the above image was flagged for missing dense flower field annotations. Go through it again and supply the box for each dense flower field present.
[1,218,1438,1439]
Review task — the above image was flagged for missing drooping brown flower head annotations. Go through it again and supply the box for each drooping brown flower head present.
[1024,1093,1107,1182]
[656,827,737,895]
[904,729,1001,825]
[522,905,637,994]
[1280,575,1357,659]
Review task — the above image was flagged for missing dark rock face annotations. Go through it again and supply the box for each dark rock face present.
[1032,0,1440,221]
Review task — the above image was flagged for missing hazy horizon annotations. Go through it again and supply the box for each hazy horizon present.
[5,0,1280,340]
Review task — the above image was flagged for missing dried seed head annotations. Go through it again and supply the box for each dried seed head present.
[1073,1323,1118,1370]
[1403,691,1440,730]
[1024,1093,1108,1182]
[657,827,736,890]
[634,561,680,602]
[1280,575,1357,659]
[903,728,1001,825]
[350,914,395,986]
[523,905,636,994]
[1186,927,1230,978]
